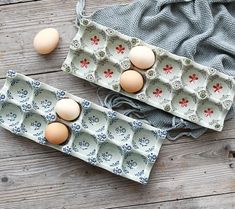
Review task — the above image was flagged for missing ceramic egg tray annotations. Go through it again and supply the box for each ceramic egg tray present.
[62,18,235,131]
[0,70,166,184]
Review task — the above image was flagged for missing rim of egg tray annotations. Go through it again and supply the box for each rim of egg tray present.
[61,18,235,132]
[0,70,167,184]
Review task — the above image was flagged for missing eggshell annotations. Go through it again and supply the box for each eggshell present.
[120,70,144,93]
[129,46,155,70]
[45,122,69,145]
[55,99,81,121]
[33,28,59,55]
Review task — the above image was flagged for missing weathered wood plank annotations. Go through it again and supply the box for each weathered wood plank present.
[0,0,130,78]
[116,192,235,209]
[0,0,38,6]
[0,138,234,209]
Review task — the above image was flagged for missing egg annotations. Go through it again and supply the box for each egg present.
[129,46,155,70]
[45,122,69,145]
[120,70,144,93]
[33,28,59,54]
[55,99,81,121]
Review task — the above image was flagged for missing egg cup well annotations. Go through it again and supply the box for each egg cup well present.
[0,70,166,184]
[62,18,235,131]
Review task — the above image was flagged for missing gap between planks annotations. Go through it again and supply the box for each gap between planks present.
[107,191,235,209]
[0,0,41,6]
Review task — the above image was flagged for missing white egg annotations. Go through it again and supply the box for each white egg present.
[55,98,81,121]
[129,46,155,70]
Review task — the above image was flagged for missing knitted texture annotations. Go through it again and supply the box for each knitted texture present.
[76,0,235,139]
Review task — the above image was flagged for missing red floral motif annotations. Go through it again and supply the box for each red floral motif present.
[80,58,90,68]
[104,69,113,78]
[163,65,173,74]
[213,83,223,93]
[90,35,100,45]
[179,98,189,107]
[204,108,214,117]
[189,74,198,83]
[116,44,125,54]
[153,88,162,97]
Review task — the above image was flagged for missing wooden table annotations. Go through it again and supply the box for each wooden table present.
[0,0,235,208]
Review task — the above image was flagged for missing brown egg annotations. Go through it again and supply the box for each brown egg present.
[45,122,69,145]
[129,46,155,70]
[33,28,59,55]
[120,70,144,93]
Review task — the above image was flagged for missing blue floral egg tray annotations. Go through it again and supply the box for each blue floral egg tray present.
[0,70,166,184]
[62,18,235,131]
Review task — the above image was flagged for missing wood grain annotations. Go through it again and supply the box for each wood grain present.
[116,192,235,209]
[0,0,38,6]
[0,0,235,208]
[0,137,235,209]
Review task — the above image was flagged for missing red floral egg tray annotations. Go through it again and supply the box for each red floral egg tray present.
[62,18,235,131]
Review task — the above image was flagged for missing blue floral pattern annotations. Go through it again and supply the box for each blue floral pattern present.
[132,120,143,129]
[0,94,6,103]
[139,177,148,185]
[121,143,132,153]
[6,112,17,122]
[6,70,16,78]
[45,113,56,122]
[96,133,106,143]
[38,137,46,145]
[30,120,42,131]
[31,80,41,89]
[71,123,81,133]
[78,140,90,150]
[17,88,28,99]
[21,103,32,112]
[63,146,72,155]
[0,116,4,124]
[147,153,157,163]
[126,159,137,169]
[82,100,91,109]
[107,111,117,119]
[88,157,97,166]
[115,125,126,135]
[12,126,21,135]
[101,151,112,161]
[88,115,99,125]
[155,130,167,138]
[41,99,52,109]
[138,137,150,147]
[56,90,66,99]
[6,90,13,100]
[113,167,122,175]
